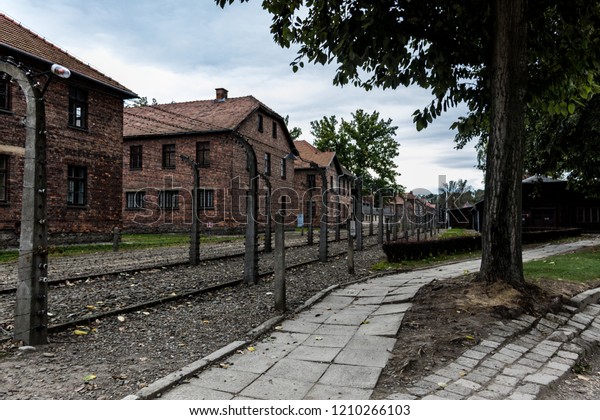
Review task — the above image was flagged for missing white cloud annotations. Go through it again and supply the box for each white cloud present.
[1,0,484,193]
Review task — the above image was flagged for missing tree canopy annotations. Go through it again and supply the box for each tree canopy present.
[310,109,400,191]
[438,179,478,210]
[218,1,599,134]
[217,0,600,290]
[284,115,303,140]
[524,95,600,198]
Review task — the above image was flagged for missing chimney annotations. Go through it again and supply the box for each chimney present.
[215,88,228,101]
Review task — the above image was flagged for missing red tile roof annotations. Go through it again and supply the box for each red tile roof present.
[124,96,266,137]
[293,140,336,169]
[0,13,135,97]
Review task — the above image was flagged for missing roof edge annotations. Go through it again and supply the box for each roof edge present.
[0,42,137,99]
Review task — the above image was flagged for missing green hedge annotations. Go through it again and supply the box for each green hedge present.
[382,236,481,263]
[522,227,582,244]
[382,228,582,263]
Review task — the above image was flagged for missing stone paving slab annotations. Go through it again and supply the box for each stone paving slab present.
[371,302,412,316]
[334,346,392,368]
[189,367,259,394]
[286,345,341,363]
[164,384,234,400]
[357,313,405,336]
[139,237,600,401]
[240,376,314,400]
[265,358,329,382]
[304,384,373,400]
[318,364,382,389]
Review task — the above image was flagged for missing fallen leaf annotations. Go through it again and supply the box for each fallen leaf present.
[202,320,210,324]
[247,346,256,352]
[437,382,447,388]
[117,316,126,322]
[73,330,88,336]
[85,305,96,310]
[577,374,591,381]
[314,336,323,341]
[274,326,283,330]
[219,363,230,369]
[83,374,97,382]
[465,335,475,340]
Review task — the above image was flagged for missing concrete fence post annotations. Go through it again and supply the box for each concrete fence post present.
[274,212,286,311]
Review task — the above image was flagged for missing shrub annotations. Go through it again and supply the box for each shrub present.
[382,236,481,263]
[382,228,582,263]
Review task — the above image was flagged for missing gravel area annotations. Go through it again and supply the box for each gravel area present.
[0,236,386,400]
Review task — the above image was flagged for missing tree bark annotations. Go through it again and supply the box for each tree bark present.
[480,0,528,289]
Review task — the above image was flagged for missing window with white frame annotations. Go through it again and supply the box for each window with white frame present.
[67,165,86,206]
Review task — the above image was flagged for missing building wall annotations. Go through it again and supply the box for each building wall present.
[1,58,124,245]
[522,181,600,232]
[122,109,298,232]
[293,166,354,228]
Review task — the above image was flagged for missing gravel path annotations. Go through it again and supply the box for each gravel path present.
[0,234,388,399]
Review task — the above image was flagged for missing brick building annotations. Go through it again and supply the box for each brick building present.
[292,140,354,227]
[0,14,136,245]
[122,88,299,233]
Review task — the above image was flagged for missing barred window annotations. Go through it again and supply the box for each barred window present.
[198,189,215,209]
[159,190,179,209]
[126,191,145,209]
[577,208,600,223]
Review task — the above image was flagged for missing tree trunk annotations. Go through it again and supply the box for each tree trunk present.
[479,0,528,289]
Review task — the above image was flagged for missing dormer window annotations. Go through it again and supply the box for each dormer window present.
[0,73,10,111]
[258,114,264,132]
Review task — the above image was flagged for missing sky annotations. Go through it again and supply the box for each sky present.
[0,0,485,194]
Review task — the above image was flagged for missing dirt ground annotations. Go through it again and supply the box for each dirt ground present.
[372,274,600,399]
[1,243,599,400]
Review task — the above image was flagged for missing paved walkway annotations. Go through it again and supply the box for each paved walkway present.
[127,238,600,400]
